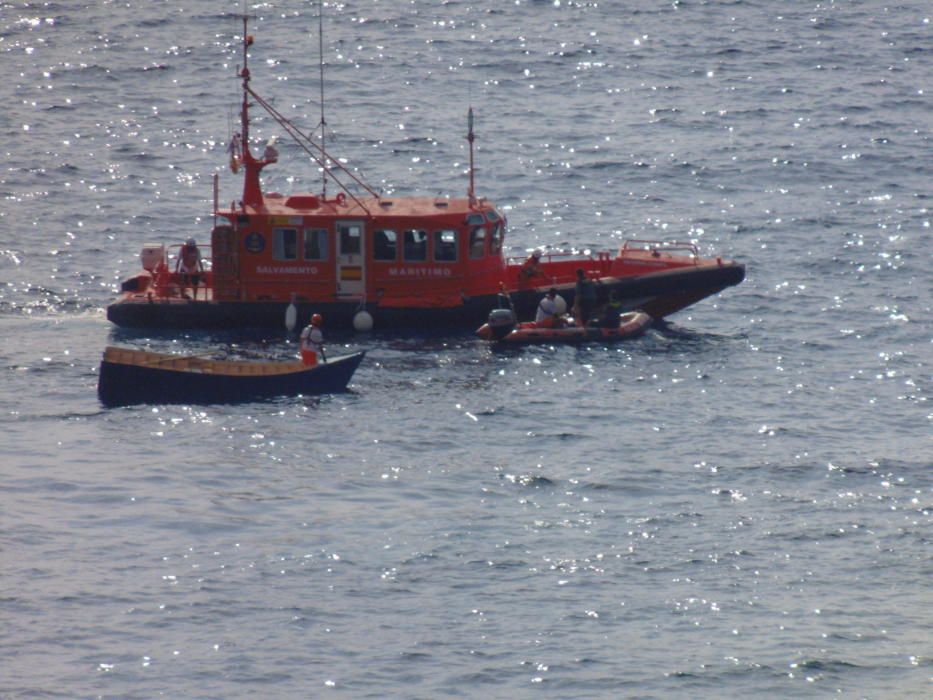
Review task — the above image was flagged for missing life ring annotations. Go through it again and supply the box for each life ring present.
[335,192,347,206]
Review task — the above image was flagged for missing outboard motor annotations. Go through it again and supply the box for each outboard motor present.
[485,307,517,341]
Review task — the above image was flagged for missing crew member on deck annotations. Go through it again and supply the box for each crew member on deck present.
[177,237,204,300]
[535,288,561,328]
[519,249,544,282]
[300,313,326,365]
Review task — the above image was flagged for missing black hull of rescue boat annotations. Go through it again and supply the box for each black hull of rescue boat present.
[106,262,744,331]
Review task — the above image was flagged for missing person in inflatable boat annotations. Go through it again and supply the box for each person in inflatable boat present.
[535,288,563,328]
[596,290,624,328]
[573,268,598,325]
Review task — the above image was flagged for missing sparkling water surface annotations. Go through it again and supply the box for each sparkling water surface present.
[1,1,930,698]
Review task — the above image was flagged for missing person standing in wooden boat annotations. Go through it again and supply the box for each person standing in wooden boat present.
[300,314,326,365]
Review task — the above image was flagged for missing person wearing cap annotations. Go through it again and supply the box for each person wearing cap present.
[300,313,326,365]
[176,237,204,300]
[519,249,544,282]
[535,288,561,328]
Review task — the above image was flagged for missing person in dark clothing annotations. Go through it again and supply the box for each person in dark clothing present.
[573,268,597,325]
[598,290,624,328]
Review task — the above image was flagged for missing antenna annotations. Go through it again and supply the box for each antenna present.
[236,10,254,153]
[318,0,327,197]
[234,8,264,208]
[467,107,476,203]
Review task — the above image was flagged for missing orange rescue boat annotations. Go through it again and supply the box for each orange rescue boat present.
[108,15,744,333]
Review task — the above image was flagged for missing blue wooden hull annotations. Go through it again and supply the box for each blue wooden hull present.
[98,348,365,407]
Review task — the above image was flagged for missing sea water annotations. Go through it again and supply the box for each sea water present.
[1,1,929,697]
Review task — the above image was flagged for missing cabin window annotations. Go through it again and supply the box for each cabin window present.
[469,226,486,259]
[403,229,428,262]
[373,229,397,261]
[485,210,501,223]
[303,228,328,260]
[466,213,485,226]
[433,230,458,262]
[273,227,299,260]
[340,225,362,255]
[490,223,503,254]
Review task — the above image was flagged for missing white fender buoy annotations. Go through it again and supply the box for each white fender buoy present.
[353,310,374,332]
[285,296,297,332]
[554,294,567,315]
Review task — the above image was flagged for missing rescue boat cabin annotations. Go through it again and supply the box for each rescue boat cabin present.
[206,14,508,321]
[210,193,508,310]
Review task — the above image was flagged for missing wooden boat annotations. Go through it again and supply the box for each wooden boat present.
[107,15,744,333]
[97,346,365,407]
[476,308,652,345]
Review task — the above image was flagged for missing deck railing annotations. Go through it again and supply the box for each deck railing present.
[621,239,700,261]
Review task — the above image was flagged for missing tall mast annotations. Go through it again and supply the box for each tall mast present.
[318,0,327,198]
[240,13,251,153]
[236,11,268,208]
